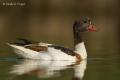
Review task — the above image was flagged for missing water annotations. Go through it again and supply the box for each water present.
[0,53,120,80]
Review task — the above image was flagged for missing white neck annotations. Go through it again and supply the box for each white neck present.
[74,42,87,59]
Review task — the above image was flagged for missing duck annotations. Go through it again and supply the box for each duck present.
[8,16,97,62]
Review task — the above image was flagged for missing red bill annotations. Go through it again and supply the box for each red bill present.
[88,22,97,32]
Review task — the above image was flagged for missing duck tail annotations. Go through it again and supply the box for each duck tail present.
[7,39,51,60]
[7,43,41,59]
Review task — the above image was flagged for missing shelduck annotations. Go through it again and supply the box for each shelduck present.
[8,16,97,62]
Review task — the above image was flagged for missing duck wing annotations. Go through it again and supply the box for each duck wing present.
[48,45,76,56]
[8,39,76,60]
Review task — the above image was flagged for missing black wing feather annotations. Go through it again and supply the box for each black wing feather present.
[17,38,38,44]
[48,45,75,56]
[11,38,38,46]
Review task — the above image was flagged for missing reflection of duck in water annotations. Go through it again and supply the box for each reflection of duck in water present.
[73,60,87,80]
[10,60,87,79]
[8,17,97,62]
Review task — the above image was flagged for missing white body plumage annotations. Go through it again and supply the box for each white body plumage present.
[8,42,87,61]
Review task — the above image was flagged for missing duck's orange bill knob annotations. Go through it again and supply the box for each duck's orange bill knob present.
[88,22,97,32]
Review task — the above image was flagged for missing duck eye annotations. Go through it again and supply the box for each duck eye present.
[83,21,87,23]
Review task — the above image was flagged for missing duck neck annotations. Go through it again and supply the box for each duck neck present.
[73,31,83,46]
[73,31,87,59]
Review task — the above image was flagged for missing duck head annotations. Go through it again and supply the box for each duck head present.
[73,16,97,44]
[73,16,97,32]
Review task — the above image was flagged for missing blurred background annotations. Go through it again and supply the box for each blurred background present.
[0,0,120,80]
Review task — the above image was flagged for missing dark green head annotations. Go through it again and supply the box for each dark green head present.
[73,16,96,32]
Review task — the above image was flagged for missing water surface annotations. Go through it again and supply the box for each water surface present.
[0,53,120,80]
